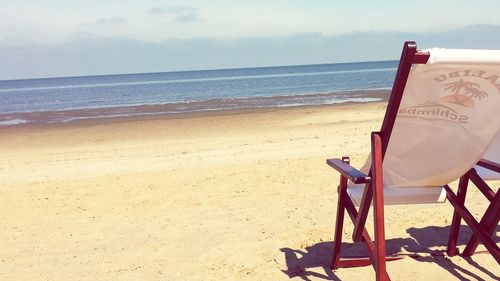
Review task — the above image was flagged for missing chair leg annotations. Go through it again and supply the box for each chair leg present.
[371,132,388,281]
[444,185,500,264]
[353,182,373,242]
[332,174,348,269]
[343,191,392,281]
[447,172,470,257]
[462,189,500,257]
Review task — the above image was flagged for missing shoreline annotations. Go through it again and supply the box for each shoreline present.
[0,89,390,128]
[0,101,389,139]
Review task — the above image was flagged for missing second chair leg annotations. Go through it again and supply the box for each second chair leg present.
[446,172,470,256]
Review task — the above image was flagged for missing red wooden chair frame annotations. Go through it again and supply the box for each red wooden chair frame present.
[447,159,500,258]
[326,41,500,281]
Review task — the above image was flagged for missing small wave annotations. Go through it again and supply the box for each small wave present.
[0,118,28,126]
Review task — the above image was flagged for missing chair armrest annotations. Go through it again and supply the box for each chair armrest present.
[326,158,371,184]
[477,159,500,173]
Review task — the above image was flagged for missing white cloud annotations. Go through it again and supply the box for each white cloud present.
[174,13,198,23]
[94,18,127,25]
[147,5,197,15]
[147,5,199,24]
[2,0,500,44]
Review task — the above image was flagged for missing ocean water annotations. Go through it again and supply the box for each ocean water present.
[0,61,397,126]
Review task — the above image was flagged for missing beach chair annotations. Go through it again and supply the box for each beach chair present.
[326,41,500,280]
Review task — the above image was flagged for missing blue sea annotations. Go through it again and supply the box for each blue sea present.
[0,61,397,126]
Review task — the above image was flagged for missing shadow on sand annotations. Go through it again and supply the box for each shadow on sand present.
[280,225,499,281]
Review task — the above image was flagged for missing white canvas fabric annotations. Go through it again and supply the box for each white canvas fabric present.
[347,184,447,206]
[475,132,500,180]
[348,48,500,205]
[427,48,500,65]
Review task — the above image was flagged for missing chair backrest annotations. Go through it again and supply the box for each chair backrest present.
[364,46,500,188]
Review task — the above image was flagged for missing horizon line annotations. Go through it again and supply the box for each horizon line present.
[0,59,399,83]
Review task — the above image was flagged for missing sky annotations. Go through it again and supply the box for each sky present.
[1,0,500,80]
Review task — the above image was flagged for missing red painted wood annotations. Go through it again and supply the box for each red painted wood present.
[446,172,469,257]
[444,185,500,263]
[326,158,371,184]
[352,182,373,242]
[344,198,377,262]
[470,169,496,201]
[379,41,418,158]
[462,188,500,257]
[371,132,388,281]
[477,159,500,173]
[344,193,392,281]
[413,52,430,64]
[332,172,348,269]
[452,167,500,257]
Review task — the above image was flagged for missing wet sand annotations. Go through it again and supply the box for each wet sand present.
[0,89,389,126]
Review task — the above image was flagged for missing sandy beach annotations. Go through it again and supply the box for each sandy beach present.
[0,102,498,280]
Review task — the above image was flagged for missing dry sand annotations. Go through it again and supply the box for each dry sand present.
[0,102,498,280]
